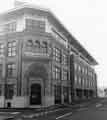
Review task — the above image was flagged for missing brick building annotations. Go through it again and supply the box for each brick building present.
[0,3,98,108]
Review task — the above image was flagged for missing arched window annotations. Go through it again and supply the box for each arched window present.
[42,41,47,48]
[26,40,33,47]
[42,41,47,53]
[35,40,40,48]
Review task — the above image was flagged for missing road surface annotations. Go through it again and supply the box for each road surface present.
[37,98,107,120]
[0,98,107,120]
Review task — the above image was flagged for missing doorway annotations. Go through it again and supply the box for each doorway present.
[30,83,41,105]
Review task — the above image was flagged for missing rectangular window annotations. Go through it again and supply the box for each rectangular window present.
[4,22,16,32]
[41,41,48,53]
[82,67,84,74]
[53,66,61,80]
[8,41,16,57]
[75,75,77,84]
[78,77,81,86]
[52,66,56,80]
[56,67,61,80]
[82,78,84,87]
[0,85,2,96]
[0,43,4,56]
[74,63,77,71]
[53,47,61,63]
[7,63,16,77]
[62,53,68,65]
[62,70,68,80]
[5,84,14,99]
[78,65,81,72]
[0,64,2,77]
[26,19,45,32]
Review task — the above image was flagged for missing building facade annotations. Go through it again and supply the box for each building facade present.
[70,55,97,102]
[0,3,98,108]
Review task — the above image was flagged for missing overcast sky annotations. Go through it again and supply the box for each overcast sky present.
[0,0,106,88]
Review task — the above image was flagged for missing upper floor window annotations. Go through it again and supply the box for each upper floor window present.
[62,53,68,65]
[82,78,84,87]
[0,64,2,78]
[78,65,81,72]
[86,68,88,74]
[26,39,33,47]
[8,41,16,57]
[78,77,81,85]
[75,75,77,84]
[56,67,61,80]
[7,63,16,77]
[35,40,40,48]
[53,47,61,63]
[41,41,48,53]
[4,22,16,33]
[26,19,45,32]
[85,79,87,86]
[0,43,4,56]
[42,41,47,48]
[74,63,77,71]
[26,39,40,48]
[0,85,2,96]
[82,67,84,74]
[62,70,68,80]
[53,66,61,80]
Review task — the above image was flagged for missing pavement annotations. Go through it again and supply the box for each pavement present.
[0,104,68,120]
[0,98,105,120]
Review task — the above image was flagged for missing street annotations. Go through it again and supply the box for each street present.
[0,98,107,120]
[72,98,107,120]
[37,98,107,120]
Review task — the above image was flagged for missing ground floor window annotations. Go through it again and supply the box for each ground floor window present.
[63,86,69,103]
[84,90,88,98]
[54,85,61,104]
[5,84,14,99]
[76,89,82,98]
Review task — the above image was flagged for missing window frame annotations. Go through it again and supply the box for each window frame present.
[7,63,16,77]
[53,66,61,80]
[0,43,4,56]
[7,41,17,57]
[53,47,61,63]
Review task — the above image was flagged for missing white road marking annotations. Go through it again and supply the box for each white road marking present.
[98,107,107,110]
[0,112,12,114]
[77,108,88,111]
[96,103,102,108]
[22,108,64,118]
[0,112,7,114]
[79,104,86,107]
[11,112,20,115]
[48,108,63,113]
[0,112,20,115]
[56,112,72,119]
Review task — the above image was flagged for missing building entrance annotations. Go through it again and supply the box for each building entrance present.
[30,83,41,105]
[54,85,61,104]
[25,62,48,106]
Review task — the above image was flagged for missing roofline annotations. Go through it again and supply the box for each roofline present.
[0,4,98,65]
[48,11,98,65]
[0,4,49,18]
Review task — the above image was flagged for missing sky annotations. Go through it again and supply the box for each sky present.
[0,0,106,88]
